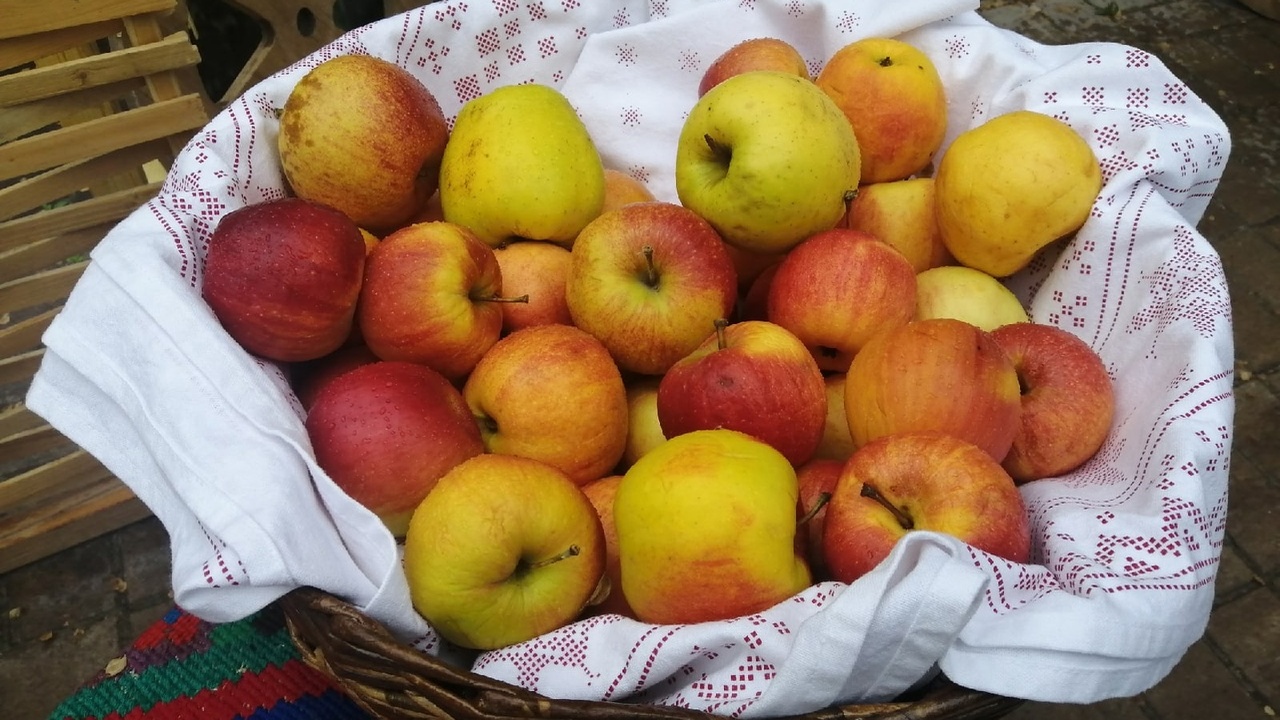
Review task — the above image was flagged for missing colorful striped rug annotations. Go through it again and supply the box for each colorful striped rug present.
[49,603,372,720]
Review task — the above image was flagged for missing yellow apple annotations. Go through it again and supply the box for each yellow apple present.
[622,377,665,469]
[840,177,952,273]
[814,373,856,462]
[914,265,1030,331]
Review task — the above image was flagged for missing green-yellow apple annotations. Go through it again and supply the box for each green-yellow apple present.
[766,228,917,372]
[403,453,605,649]
[463,324,628,485]
[614,429,812,624]
[601,168,657,213]
[492,240,574,332]
[580,474,634,618]
[815,37,947,184]
[935,110,1102,277]
[796,457,842,581]
[814,373,856,462]
[621,377,665,469]
[991,322,1115,483]
[306,361,484,537]
[565,202,737,376]
[291,343,378,410]
[822,432,1031,584]
[440,83,605,248]
[914,265,1030,331]
[278,55,448,234]
[698,37,810,97]
[844,318,1022,462]
[840,177,952,273]
[357,221,521,381]
[202,197,366,363]
[657,319,826,466]
[675,71,861,255]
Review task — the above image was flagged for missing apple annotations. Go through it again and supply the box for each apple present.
[202,197,366,363]
[403,453,606,650]
[622,377,666,469]
[306,361,485,537]
[795,457,842,580]
[698,37,810,97]
[580,474,634,618]
[991,322,1115,483]
[675,71,861,255]
[737,262,779,322]
[357,221,522,382]
[766,228,917,372]
[565,201,738,376]
[291,343,379,410]
[844,318,1022,462]
[278,54,448,234]
[602,168,657,213]
[822,432,1031,584]
[914,265,1029,331]
[657,319,826,466]
[613,428,811,624]
[815,37,948,184]
[813,373,856,462]
[725,243,784,297]
[492,240,574,332]
[463,324,629,485]
[840,177,952,273]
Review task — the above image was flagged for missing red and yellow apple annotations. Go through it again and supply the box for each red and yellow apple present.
[580,474,634,618]
[699,37,810,97]
[601,168,657,213]
[840,177,952,272]
[796,457,842,580]
[492,240,574,332]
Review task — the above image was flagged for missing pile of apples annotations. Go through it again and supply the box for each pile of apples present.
[199,34,1115,652]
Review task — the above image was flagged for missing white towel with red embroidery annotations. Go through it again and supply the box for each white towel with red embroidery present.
[26,0,1233,715]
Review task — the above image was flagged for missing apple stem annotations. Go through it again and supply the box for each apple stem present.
[843,188,859,213]
[798,492,831,526]
[714,318,729,350]
[477,294,530,304]
[704,134,732,164]
[527,545,580,570]
[878,56,894,67]
[860,483,914,530]
[642,245,659,288]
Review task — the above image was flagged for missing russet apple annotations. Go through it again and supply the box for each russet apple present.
[675,71,861,255]
[580,474,634,618]
[766,228,917,372]
[914,265,1029,331]
[202,197,366,363]
[463,324,628,485]
[565,202,738,376]
[844,318,1022,462]
[822,432,1031,584]
[306,361,484,537]
[657,319,826,466]
[357,221,520,382]
[403,453,606,649]
[278,55,448,234]
[492,240,574,332]
[614,429,812,624]
[991,322,1115,482]
[815,37,948,184]
[840,177,952,273]
[698,37,810,97]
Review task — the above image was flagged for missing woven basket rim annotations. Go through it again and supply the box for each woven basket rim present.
[279,586,1024,720]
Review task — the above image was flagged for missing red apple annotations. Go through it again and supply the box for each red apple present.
[306,360,485,537]
[991,322,1115,483]
[492,240,574,332]
[657,319,826,466]
[699,37,810,97]
[766,228,917,372]
[291,343,379,410]
[202,197,366,363]
[844,318,1021,462]
[358,221,519,382]
[565,202,738,376]
[738,261,779,322]
[822,432,1031,584]
[796,457,843,580]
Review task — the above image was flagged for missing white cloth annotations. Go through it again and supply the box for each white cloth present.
[26,0,1234,715]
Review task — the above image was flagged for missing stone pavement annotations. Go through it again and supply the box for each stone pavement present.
[1,1,1277,719]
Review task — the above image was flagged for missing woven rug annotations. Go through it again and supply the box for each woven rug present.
[49,603,373,720]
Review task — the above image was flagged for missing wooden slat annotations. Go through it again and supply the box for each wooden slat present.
[0,261,86,317]
[0,139,167,222]
[0,348,44,387]
[0,449,111,514]
[0,184,156,253]
[0,77,146,147]
[0,474,148,576]
[0,423,75,466]
[0,307,58,359]
[0,0,176,41]
[0,404,46,438]
[0,32,200,107]
[0,20,122,72]
[0,94,205,180]
[0,223,114,287]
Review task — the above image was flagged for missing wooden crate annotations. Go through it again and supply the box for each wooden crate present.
[0,0,211,575]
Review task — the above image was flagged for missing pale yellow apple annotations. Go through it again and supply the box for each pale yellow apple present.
[914,265,1030,331]
[622,377,666,468]
[814,373,856,461]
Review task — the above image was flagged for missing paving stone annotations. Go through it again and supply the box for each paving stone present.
[0,536,119,645]
[1230,291,1280,376]
[1229,378,1280,483]
[1216,540,1265,602]
[1000,696,1150,719]
[1214,224,1280,317]
[1225,453,1280,578]
[115,517,173,607]
[1206,586,1280,701]
[1144,637,1268,719]
[0,615,119,720]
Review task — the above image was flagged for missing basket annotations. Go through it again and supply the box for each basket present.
[280,587,1025,720]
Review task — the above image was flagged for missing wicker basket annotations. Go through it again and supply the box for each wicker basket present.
[280,587,1025,720]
